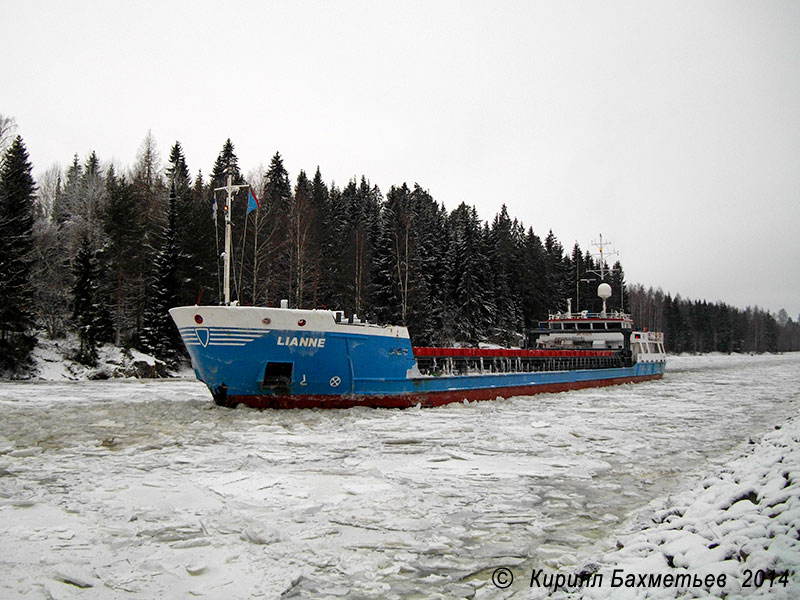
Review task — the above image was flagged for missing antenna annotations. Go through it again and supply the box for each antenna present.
[589,233,619,281]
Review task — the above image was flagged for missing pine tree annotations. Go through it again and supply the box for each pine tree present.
[0,136,37,372]
[138,186,183,366]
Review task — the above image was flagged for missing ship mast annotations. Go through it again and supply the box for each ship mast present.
[214,165,250,306]
[590,233,622,314]
[590,233,618,281]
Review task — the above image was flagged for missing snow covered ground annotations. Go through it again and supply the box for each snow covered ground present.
[27,336,179,381]
[0,353,797,599]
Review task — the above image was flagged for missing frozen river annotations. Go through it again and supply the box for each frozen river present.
[0,353,798,599]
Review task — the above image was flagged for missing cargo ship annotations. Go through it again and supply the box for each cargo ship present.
[169,172,665,409]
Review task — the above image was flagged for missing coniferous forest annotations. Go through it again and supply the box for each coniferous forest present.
[1,125,799,374]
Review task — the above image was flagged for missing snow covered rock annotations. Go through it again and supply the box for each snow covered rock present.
[28,334,174,380]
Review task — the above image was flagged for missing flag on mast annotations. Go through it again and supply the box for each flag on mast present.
[211,195,217,220]
[247,189,260,214]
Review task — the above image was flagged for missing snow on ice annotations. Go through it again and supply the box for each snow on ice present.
[0,353,798,598]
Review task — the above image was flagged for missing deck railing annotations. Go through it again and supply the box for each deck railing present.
[548,310,632,321]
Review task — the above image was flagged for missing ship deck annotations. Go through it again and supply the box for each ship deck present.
[412,346,629,375]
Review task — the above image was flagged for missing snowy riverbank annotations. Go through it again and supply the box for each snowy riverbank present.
[27,335,183,381]
[552,414,800,599]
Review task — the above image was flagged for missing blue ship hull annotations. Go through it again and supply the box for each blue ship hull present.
[170,305,665,409]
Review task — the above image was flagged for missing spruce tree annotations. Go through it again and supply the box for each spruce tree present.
[488,205,523,345]
[185,170,218,304]
[261,152,292,305]
[70,234,112,365]
[519,228,548,328]
[166,141,203,305]
[343,177,381,317]
[323,184,349,309]
[446,203,494,345]
[211,140,250,304]
[370,219,395,323]
[138,186,183,366]
[52,155,82,226]
[292,170,313,307]
[370,183,446,341]
[166,142,192,195]
[569,243,585,312]
[407,186,448,344]
[0,136,37,372]
[104,168,145,344]
[370,186,406,325]
[78,150,108,248]
[308,167,330,307]
[127,132,166,334]
[609,260,628,313]
[544,230,568,312]
[211,139,243,187]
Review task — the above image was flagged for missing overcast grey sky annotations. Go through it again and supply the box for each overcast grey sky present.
[4,0,799,319]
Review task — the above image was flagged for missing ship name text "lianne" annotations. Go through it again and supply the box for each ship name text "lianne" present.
[276,336,326,348]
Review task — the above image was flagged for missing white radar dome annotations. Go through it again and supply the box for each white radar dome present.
[597,283,612,299]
